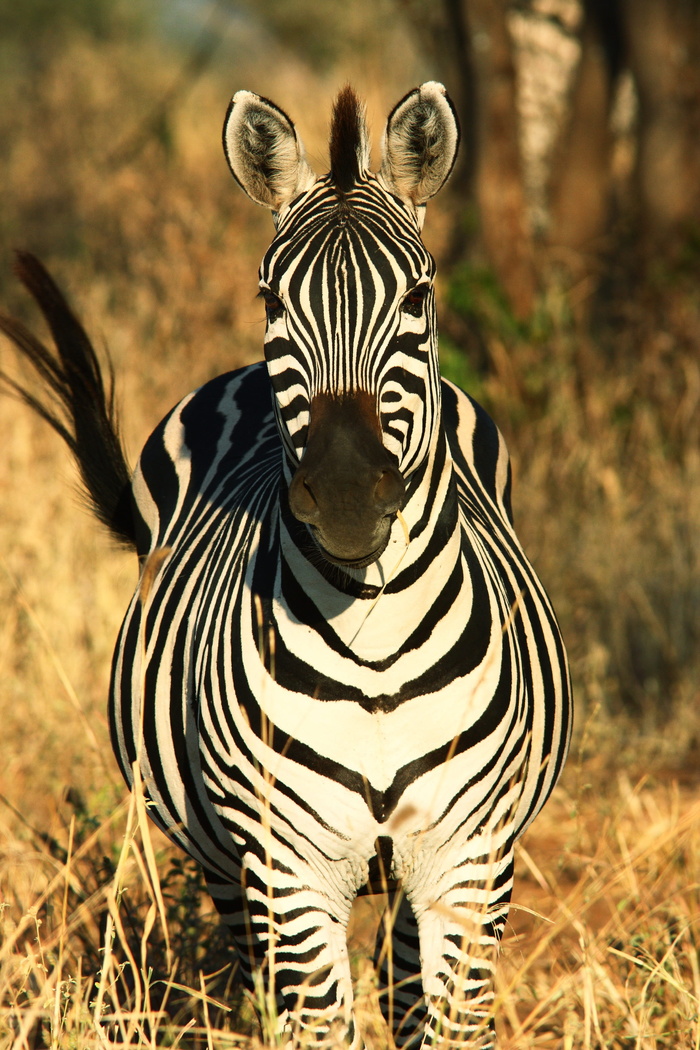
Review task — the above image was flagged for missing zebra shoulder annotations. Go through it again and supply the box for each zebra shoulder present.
[131,362,277,555]
[440,377,514,526]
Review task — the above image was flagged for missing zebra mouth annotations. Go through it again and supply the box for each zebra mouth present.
[311,525,392,569]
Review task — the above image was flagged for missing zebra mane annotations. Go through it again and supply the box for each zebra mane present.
[329,86,370,195]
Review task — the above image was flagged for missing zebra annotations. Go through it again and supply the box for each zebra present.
[0,83,572,1047]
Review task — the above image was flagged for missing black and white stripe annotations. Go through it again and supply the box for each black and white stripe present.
[2,82,572,1049]
[112,84,572,1047]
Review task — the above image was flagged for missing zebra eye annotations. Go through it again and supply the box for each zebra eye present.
[259,288,285,319]
[401,284,429,318]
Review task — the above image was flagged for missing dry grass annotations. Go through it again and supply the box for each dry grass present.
[2,23,700,1050]
[2,757,699,1048]
[499,769,700,1047]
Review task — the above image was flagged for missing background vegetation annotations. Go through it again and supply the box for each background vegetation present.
[1,0,699,1046]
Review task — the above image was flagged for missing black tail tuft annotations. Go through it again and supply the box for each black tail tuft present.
[0,252,137,550]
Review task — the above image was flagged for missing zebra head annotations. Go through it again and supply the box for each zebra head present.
[223,84,459,569]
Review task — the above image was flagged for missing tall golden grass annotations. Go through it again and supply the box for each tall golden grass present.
[2,26,699,1050]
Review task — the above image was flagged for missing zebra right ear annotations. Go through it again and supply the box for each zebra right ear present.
[379,82,460,227]
[223,91,317,217]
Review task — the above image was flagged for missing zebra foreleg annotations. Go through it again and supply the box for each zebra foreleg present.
[210,853,359,1048]
[209,868,358,1046]
[204,869,257,991]
[374,891,426,1046]
[408,852,514,1049]
[246,894,359,1046]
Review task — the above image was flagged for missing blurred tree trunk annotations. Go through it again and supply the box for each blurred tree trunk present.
[550,0,700,287]
[394,1,478,229]
[548,0,623,289]
[464,0,536,319]
[620,0,700,260]
[397,0,536,319]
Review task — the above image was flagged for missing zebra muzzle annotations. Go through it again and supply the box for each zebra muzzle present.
[288,391,405,568]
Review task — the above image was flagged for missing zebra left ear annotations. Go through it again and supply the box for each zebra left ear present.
[379,82,460,227]
[223,91,317,218]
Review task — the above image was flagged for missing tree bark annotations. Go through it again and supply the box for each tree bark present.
[548,1,622,284]
[463,0,537,319]
[397,0,536,319]
[620,0,700,257]
[394,1,478,228]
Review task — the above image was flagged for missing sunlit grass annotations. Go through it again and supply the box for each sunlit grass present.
[2,754,699,1048]
[1,24,699,1050]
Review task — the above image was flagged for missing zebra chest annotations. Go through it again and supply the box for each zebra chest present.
[192,575,509,816]
[187,521,507,751]
[195,624,515,864]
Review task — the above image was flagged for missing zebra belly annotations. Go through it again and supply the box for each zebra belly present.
[198,649,528,888]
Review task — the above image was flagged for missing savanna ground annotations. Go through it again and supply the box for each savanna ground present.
[1,6,700,1048]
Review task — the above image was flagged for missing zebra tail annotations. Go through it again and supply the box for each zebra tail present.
[0,251,136,551]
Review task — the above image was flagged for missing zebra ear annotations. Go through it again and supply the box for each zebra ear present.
[379,82,460,226]
[223,91,317,216]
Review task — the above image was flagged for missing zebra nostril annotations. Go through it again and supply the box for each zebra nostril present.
[289,472,319,523]
[374,467,405,515]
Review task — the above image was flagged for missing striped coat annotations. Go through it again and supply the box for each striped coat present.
[1,83,571,1049]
